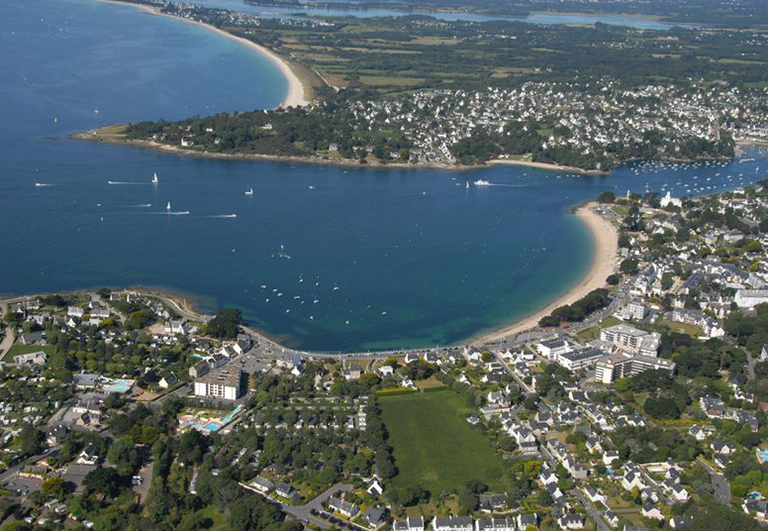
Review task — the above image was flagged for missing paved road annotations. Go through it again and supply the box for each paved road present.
[0,327,15,362]
[574,489,611,531]
[249,482,354,530]
[746,351,757,381]
[494,350,534,394]
[698,457,731,504]
[134,458,154,503]
[0,449,54,486]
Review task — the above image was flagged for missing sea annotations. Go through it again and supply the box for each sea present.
[0,0,764,352]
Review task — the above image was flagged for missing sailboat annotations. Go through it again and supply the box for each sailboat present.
[152,172,159,184]
[465,181,469,189]
[245,188,254,196]
[166,201,171,211]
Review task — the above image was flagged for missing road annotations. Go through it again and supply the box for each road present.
[0,327,14,363]
[494,350,534,394]
[134,458,154,503]
[698,457,731,504]
[746,351,757,381]
[0,449,54,487]
[244,482,354,529]
[573,489,611,531]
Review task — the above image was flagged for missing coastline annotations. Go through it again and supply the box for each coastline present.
[488,158,607,176]
[0,202,619,353]
[102,0,309,108]
[73,127,611,174]
[473,202,619,344]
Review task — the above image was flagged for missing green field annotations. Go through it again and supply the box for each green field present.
[380,389,504,494]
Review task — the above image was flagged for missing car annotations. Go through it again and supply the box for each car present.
[132,475,143,486]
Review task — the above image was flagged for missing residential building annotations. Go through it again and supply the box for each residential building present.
[194,365,245,400]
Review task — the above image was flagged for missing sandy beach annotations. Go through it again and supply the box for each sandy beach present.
[104,0,309,108]
[475,202,619,343]
[488,158,607,175]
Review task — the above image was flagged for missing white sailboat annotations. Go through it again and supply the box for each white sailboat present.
[245,188,254,196]
[152,172,159,184]
[166,201,171,211]
[465,181,469,189]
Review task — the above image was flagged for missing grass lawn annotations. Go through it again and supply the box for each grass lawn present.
[657,319,703,337]
[577,315,622,342]
[3,343,56,362]
[380,389,504,494]
[414,377,447,390]
[180,506,228,531]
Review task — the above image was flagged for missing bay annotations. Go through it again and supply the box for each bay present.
[0,0,761,352]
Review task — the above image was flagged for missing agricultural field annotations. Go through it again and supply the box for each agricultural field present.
[379,389,505,494]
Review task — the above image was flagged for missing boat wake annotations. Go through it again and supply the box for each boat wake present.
[108,180,143,185]
[130,204,153,208]
[200,214,238,219]
[35,182,54,187]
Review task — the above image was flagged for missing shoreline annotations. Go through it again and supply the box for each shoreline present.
[472,201,619,344]
[0,203,619,354]
[102,0,309,108]
[488,158,607,176]
[73,128,613,174]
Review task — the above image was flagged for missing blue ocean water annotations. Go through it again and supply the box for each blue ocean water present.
[0,0,762,351]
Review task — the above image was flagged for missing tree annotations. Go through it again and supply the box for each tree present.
[620,258,639,275]
[228,495,283,531]
[458,488,479,512]
[107,436,140,476]
[41,477,68,499]
[177,430,209,466]
[597,191,615,203]
[644,396,681,420]
[17,426,43,457]
[83,467,123,499]
[0,523,32,531]
[205,308,243,339]
[127,309,153,329]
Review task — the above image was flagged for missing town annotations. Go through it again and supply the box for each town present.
[2,183,768,529]
[126,81,768,170]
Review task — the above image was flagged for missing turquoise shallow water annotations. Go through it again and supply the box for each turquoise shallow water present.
[0,0,762,351]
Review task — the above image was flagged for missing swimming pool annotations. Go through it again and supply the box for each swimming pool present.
[100,379,134,393]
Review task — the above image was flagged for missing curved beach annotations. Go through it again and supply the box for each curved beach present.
[476,202,619,343]
[106,0,309,108]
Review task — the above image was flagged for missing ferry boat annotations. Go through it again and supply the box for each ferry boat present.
[474,179,491,186]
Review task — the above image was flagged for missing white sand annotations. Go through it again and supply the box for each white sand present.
[476,202,619,343]
[104,0,309,108]
[488,158,606,175]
